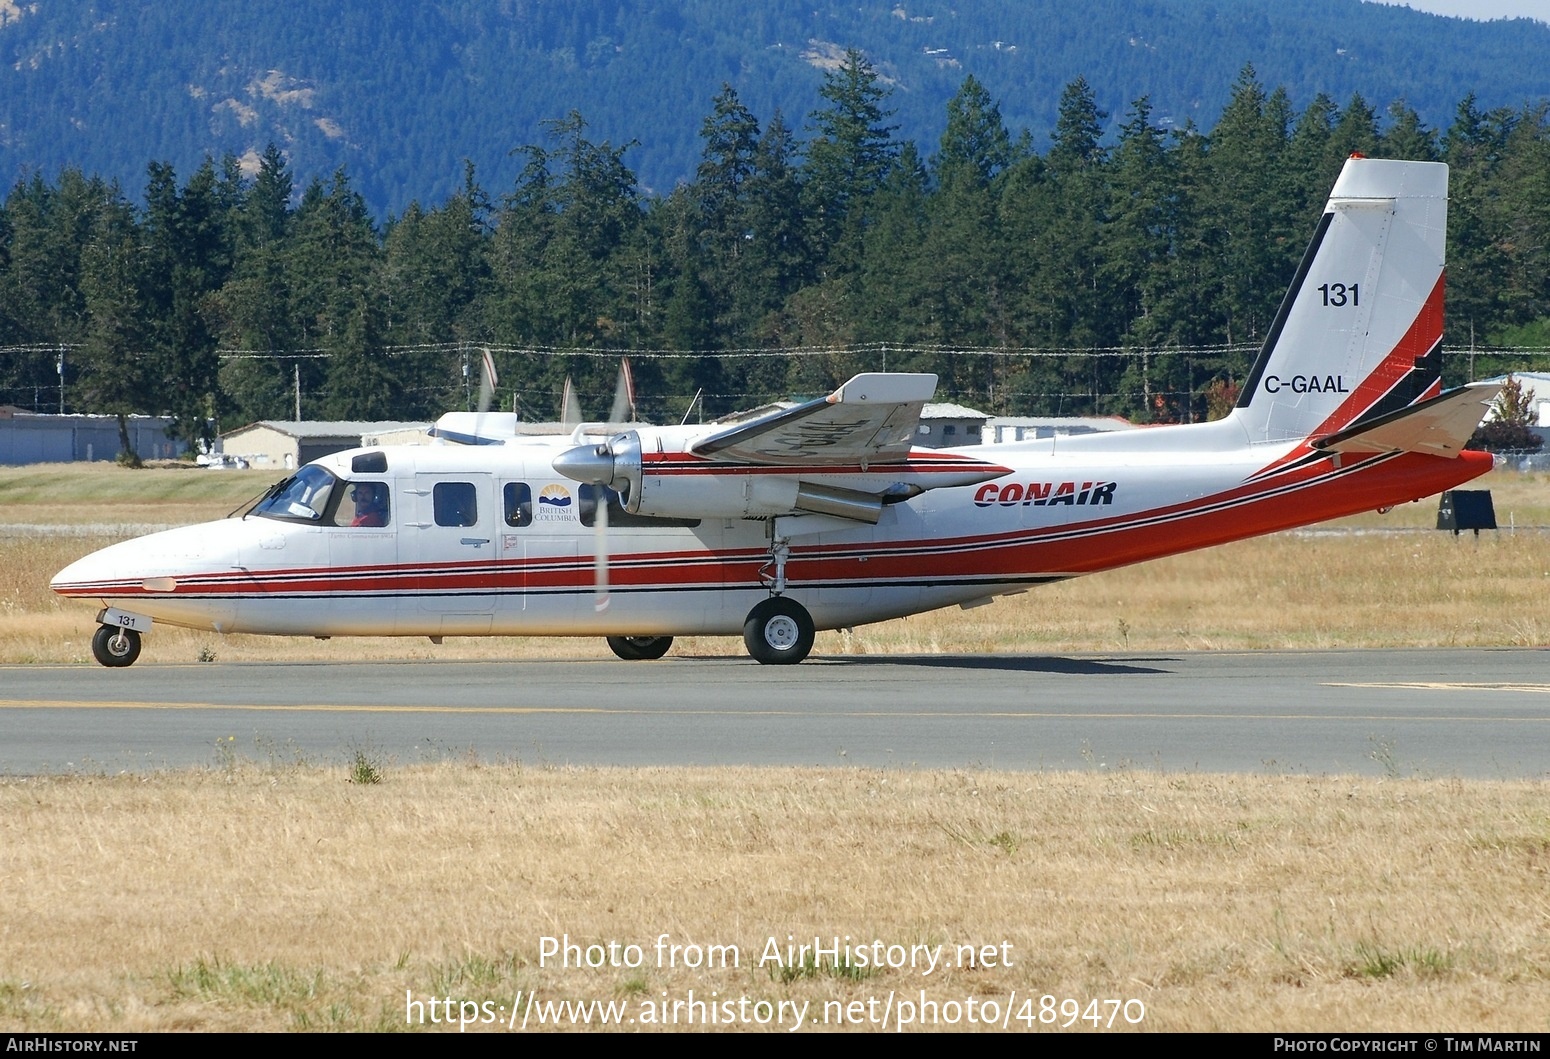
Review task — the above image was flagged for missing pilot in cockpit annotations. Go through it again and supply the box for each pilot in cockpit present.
[349,482,390,527]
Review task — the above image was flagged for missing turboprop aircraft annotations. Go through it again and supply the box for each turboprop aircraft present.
[53,157,1501,667]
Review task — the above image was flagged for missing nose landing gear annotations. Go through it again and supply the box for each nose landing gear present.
[91,625,142,667]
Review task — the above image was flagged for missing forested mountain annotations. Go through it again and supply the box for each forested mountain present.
[4,4,1550,452]
[2,0,1549,217]
[5,50,1549,453]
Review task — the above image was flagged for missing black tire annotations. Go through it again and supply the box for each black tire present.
[606,635,673,660]
[742,597,815,665]
[92,625,142,668]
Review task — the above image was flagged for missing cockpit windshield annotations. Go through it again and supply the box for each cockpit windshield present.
[253,465,338,524]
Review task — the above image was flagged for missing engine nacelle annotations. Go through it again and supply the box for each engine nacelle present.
[553,429,1009,524]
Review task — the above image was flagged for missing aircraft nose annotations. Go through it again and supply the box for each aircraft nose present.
[51,548,119,597]
[552,442,617,486]
[51,524,211,599]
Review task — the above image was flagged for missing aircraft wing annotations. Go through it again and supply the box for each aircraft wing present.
[430,411,519,445]
[1311,382,1501,458]
[691,373,938,466]
[551,372,1005,524]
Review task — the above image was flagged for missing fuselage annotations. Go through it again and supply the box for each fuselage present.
[50,419,1493,641]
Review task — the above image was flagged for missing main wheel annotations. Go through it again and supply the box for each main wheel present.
[606,635,673,661]
[91,625,142,668]
[743,597,815,665]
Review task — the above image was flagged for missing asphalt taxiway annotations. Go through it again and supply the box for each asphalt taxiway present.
[3,649,1547,777]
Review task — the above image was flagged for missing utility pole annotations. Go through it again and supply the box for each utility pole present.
[294,362,302,421]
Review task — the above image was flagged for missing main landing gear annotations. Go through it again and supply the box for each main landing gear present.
[742,525,814,665]
[606,635,673,661]
[92,625,142,668]
[743,596,815,665]
[602,522,818,665]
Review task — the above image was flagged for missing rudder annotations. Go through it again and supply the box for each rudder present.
[1234,157,1449,446]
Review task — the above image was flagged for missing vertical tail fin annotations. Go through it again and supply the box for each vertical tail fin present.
[1234,157,1448,446]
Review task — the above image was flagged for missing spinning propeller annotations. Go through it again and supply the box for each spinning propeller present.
[473,347,498,433]
[549,360,636,612]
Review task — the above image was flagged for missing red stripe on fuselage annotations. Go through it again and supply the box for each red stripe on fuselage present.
[56,450,1489,604]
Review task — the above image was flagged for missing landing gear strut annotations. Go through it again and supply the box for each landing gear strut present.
[746,522,815,664]
[91,625,142,668]
[757,537,791,595]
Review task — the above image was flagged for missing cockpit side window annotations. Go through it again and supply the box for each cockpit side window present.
[334,481,392,527]
[253,465,338,524]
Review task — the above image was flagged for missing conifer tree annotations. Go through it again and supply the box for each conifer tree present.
[801,49,899,273]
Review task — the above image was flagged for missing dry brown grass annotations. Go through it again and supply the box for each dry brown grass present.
[843,531,1550,655]
[5,466,1549,1033]
[2,764,1547,1032]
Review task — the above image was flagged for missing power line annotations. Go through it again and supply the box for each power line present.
[14,341,1550,361]
[210,340,1265,360]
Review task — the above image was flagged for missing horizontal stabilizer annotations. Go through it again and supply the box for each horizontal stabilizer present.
[1310,382,1500,458]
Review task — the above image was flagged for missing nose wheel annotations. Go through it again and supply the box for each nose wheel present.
[743,597,815,665]
[91,626,142,667]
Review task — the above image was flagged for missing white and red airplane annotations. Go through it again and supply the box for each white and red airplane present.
[54,157,1500,667]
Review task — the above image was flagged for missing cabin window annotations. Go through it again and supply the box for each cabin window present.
[503,482,532,528]
[334,481,391,527]
[433,482,478,527]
